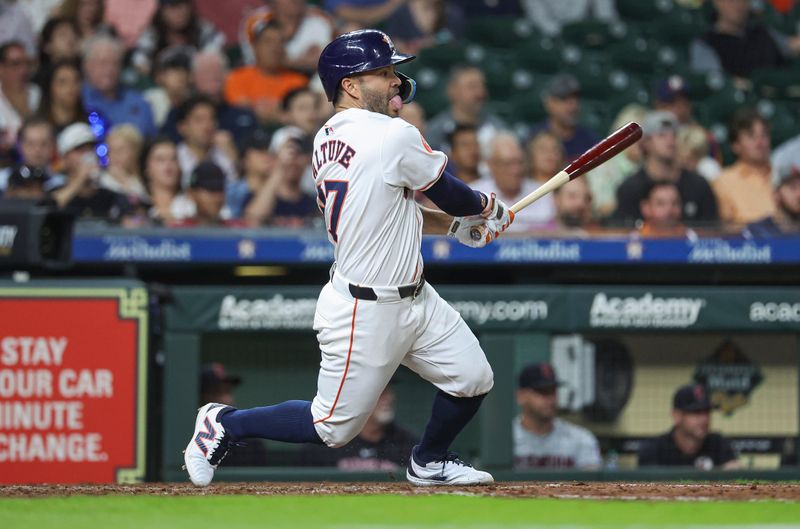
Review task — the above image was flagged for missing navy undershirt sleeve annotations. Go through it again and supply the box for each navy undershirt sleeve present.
[421,170,486,217]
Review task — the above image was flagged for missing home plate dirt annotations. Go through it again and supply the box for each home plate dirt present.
[2,482,800,501]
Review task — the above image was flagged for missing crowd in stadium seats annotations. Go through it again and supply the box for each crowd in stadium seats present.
[0,0,798,236]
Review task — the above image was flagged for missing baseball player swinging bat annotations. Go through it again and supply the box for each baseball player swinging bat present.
[470,121,643,240]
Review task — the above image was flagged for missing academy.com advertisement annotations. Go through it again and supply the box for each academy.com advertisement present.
[0,285,147,483]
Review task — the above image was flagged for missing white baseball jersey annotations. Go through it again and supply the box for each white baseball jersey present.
[312,108,447,287]
[512,416,602,469]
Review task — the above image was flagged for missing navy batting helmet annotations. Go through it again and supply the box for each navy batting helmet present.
[318,29,417,104]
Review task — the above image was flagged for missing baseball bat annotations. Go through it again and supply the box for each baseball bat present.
[510,121,642,214]
[468,122,642,241]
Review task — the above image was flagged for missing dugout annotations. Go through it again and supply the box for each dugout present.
[160,284,800,482]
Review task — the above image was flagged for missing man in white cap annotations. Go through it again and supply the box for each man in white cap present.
[50,122,127,220]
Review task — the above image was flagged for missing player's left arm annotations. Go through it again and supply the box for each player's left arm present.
[419,206,452,235]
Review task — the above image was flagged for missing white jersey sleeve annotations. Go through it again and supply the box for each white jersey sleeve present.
[382,119,447,191]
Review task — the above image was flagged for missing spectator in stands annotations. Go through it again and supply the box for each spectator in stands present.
[226,130,272,219]
[140,136,193,223]
[653,75,694,127]
[245,135,317,227]
[521,0,619,37]
[399,101,426,135]
[239,2,335,73]
[174,160,232,226]
[144,46,193,128]
[324,0,407,27]
[613,111,718,226]
[745,163,800,237]
[132,0,224,76]
[301,383,417,470]
[690,0,799,81]
[34,17,80,86]
[225,18,308,125]
[584,103,648,220]
[102,124,148,201]
[552,178,595,235]
[104,0,158,48]
[161,50,258,148]
[473,132,555,232]
[2,165,47,200]
[638,384,740,469]
[514,362,601,470]
[677,124,721,182]
[771,132,800,182]
[530,74,600,162]
[637,180,694,238]
[445,124,480,184]
[0,117,55,193]
[425,65,506,151]
[0,1,36,56]
[526,130,564,184]
[387,0,465,55]
[0,41,40,156]
[198,362,268,466]
[585,104,646,219]
[175,95,237,187]
[712,108,774,226]
[36,59,88,135]
[50,122,127,220]
[55,0,116,48]
[269,87,322,152]
[82,36,156,137]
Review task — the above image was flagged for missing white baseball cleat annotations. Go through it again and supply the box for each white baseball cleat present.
[406,446,494,486]
[184,403,234,487]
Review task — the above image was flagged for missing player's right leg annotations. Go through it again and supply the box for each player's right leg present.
[184,281,413,486]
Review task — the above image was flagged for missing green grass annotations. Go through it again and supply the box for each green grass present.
[2,495,800,529]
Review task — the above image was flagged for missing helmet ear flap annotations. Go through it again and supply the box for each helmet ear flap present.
[397,72,416,104]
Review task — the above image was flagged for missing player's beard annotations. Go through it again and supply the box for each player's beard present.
[360,85,392,116]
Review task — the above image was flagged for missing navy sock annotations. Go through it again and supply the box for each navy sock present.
[414,391,486,464]
[219,400,324,444]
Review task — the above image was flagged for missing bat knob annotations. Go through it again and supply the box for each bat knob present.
[470,227,483,241]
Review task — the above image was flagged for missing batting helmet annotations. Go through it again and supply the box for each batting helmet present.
[318,29,417,104]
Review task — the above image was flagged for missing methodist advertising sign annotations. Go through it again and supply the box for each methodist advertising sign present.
[0,282,148,483]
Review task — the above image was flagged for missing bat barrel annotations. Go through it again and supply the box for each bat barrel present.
[563,122,642,180]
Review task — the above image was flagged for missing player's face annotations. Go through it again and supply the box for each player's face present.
[777,177,800,219]
[675,410,710,442]
[517,387,558,422]
[355,66,402,117]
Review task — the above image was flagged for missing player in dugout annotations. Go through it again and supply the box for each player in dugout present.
[638,384,740,470]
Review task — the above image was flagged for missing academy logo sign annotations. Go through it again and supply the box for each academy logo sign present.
[590,292,706,328]
[218,295,317,330]
[693,339,762,416]
[750,302,800,323]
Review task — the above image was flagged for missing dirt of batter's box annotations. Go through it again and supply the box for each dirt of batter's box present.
[2,482,800,501]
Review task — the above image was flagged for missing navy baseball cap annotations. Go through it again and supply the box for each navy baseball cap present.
[518,362,561,390]
[190,161,226,191]
[673,384,712,412]
[655,75,690,103]
[543,74,581,99]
